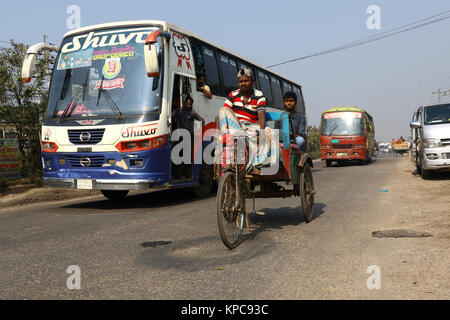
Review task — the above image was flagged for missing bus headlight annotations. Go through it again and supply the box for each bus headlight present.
[115,135,166,152]
[42,141,59,153]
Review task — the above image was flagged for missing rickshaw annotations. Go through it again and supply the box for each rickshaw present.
[214,112,315,249]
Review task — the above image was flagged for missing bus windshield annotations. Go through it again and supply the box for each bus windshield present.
[47,26,163,121]
[424,104,450,125]
[321,111,364,136]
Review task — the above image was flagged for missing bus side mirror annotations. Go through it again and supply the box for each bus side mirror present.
[144,30,171,78]
[22,42,58,82]
[409,121,421,129]
[144,44,160,77]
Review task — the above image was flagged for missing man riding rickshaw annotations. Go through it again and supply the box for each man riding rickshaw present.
[214,68,315,249]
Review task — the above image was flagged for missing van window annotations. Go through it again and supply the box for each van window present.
[270,76,283,110]
[218,53,238,95]
[257,70,272,107]
[202,46,221,96]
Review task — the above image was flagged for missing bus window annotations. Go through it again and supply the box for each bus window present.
[202,46,221,96]
[293,85,305,114]
[191,43,205,77]
[257,70,273,107]
[218,53,238,95]
[270,76,283,110]
[282,81,293,95]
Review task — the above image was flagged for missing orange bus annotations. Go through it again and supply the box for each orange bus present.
[319,106,375,167]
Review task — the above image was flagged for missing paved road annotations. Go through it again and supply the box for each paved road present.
[0,155,434,299]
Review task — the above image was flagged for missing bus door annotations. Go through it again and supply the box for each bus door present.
[170,74,196,181]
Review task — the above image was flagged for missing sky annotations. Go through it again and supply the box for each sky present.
[1,0,450,142]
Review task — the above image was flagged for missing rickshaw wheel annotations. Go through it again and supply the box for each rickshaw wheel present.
[216,172,245,249]
[300,163,315,222]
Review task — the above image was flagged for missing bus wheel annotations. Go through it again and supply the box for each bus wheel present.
[325,160,332,167]
[101,190,129,201]
[193,163,213,198]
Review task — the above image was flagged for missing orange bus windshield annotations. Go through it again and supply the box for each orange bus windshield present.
[321,112,364,136]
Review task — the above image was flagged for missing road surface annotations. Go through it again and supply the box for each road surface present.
[0,155,448,299]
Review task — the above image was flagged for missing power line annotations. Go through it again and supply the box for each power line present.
[267,9,450,68]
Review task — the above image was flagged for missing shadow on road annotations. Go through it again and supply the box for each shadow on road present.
[411,169,450,180]
[61,188,213,210]
[244,202,326,242]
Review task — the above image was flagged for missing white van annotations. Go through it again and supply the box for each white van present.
[410,103,450,178]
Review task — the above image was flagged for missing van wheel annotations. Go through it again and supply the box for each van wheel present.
[421,166,431,179]
[101,190,129,201]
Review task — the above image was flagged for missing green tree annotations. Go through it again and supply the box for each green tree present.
[307,125,320,159]
[0,40,55,179]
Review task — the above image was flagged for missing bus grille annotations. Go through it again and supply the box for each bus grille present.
[66,155,105,167]
[332,144,352,149]
[441,138,450,146]
[68,129,105,144]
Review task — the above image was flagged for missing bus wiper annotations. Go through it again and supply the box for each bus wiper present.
[58,72,89,124]
[328,125,339,136]
[96,76,124,122]
[58,100,77,124]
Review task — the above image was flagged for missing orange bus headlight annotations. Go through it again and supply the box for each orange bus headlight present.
[152,136,166,148]
[42,141,59,153]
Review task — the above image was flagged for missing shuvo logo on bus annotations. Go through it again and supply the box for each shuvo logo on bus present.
[121,123,157,138]
[61,29,153,54]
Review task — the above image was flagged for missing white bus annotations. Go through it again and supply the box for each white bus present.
[22,20,307,200]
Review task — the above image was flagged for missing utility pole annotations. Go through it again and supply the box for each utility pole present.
[432,88,445,103]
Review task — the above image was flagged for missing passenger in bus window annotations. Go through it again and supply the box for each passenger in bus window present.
[217,68,277,172]
[197,74,212,99]
[276,91,306,151]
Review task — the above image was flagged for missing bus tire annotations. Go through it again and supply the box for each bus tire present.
[193,163,214,198]
[101,190,129,201]
[325,160,332,167]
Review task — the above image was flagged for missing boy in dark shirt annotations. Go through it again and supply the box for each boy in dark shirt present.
[276,91,306,151]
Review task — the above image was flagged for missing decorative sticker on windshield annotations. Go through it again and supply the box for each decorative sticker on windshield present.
[57,48,93,70]
[93,45,135,60]
[324,112,362,119]
[96,78,125,90]
[102,58,121,79]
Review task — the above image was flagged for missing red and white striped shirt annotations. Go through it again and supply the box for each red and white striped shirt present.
[223,89,266,123]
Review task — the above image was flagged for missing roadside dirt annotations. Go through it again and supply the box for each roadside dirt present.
[0,188,99,208]
[370,157,450,298]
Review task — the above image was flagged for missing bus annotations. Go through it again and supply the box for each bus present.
[21,20,307,200]
[319,106,375,166]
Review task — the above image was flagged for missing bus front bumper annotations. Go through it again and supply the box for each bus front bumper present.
[42,177,154,190]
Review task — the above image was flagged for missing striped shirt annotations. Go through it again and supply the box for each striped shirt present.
[223,89,266,123]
